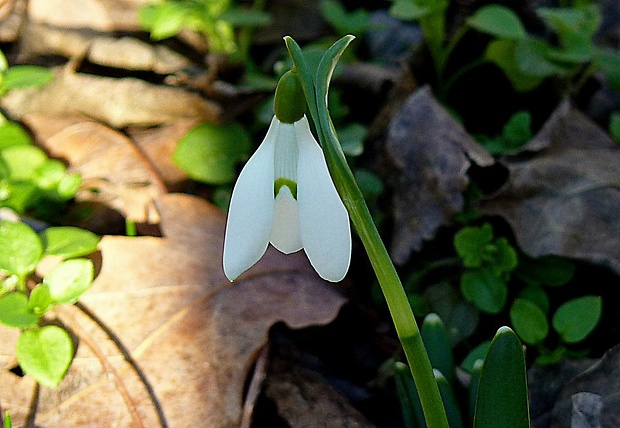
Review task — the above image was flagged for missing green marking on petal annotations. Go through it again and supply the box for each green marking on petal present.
[274,70,306,124]
[275,177,297,199]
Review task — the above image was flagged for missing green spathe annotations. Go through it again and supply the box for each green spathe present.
[274,70,306,124]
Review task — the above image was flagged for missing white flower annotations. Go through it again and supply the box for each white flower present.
[223,115,351,282]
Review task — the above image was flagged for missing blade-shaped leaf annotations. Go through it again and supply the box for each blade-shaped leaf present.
[474,326,529,428]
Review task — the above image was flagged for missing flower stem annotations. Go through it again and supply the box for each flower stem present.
[284,35,449,428]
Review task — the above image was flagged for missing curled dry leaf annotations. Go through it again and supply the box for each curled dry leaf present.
[1,68,221,128]
[24,114,165,224]
[19,24,192,75]
[529,344,620,428]
[478,101,620,275]
[0,194,347,427]
[382,86,494,264]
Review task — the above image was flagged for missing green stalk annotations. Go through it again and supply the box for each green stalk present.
[285,35,449,428]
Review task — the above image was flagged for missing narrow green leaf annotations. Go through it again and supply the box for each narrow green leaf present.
[40,226,100,259]
[474,327,529,428]
[0,221,43,278]
[44,258,94,304]
[435,370,464,428]
[172,122,251,185]
[510,298,549,345]
[1,66,53,92]
[16,325,73,388]
[3,410,11,428]
[393,361,425,428]
[468,360,484,423]
[0,293,39,328]
[552,296,602,343]
[467,5,526,40]
[422,313,456,385]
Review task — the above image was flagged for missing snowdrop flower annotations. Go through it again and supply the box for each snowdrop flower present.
[223,70,351,282]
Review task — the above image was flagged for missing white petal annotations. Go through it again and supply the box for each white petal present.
[270,186,303,254]
[223,117,279,281]
[295,116,352,282]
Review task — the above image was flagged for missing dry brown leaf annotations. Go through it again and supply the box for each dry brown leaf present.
[265,348,376,427]
[0,0,24,42]
[19,25,192,75]
[1,68,222,128]
[0,193,347,427]
[23,114,165,224]
[128,120,200,191]
[28,0,146,32]
[478,101,620,275]
[529,344,620,428]
[381,86,494,264]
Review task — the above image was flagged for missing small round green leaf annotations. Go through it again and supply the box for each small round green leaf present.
[0,145,48,180]
[28,284,54,315]
[44,259,94,304]
[454,224,493,268]
[460,341,490,373]
[485,39,544,92]
[172,122,252,185]
[0,293,38,328]
[552,296,602,343]
[467,5,526,40]
[40,227,100,259]
[0,121,32,151]
[16,325,73,388]
[460,268,507,314]
[510,298,549,345]
[0,221,43,278]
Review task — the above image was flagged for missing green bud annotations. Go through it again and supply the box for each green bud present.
[274,70,306,124]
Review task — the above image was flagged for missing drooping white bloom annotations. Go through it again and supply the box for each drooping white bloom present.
[223,115,351,282]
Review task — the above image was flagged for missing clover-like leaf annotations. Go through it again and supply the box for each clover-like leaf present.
[467,5,526,40]
[552,296,602,343]
[510,298,549,345]
[454,224,493,268]
[172,122,252,185]
[44,259,94,305]
[16,325,73,388]
[0,121,32,151]
[0,293,38,328]
[0,145,47,180]
[40,227,100,259]
[0,221,43,278]
[460,268,507,314]
[28,284,54,316]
